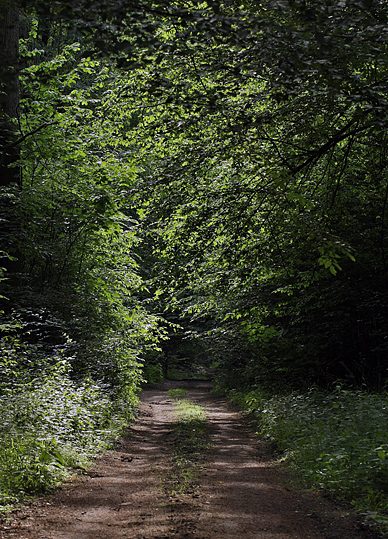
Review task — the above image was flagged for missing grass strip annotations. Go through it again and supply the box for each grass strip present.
[164,393,209,497]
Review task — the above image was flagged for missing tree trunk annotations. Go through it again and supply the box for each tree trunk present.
[0,2,20,185]
[0,2,20,284]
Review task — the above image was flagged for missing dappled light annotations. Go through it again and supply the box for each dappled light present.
[1,381,376,539]
[1,0,388,534]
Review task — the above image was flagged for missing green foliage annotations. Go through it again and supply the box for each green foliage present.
[3,2,388,521]
[0,366,131,507]
[143,363,164,385]
[0,17,169,508]
[227,385,388,530]
[167,366,208,381]
[122,0,388,390]
[0,14,167,401]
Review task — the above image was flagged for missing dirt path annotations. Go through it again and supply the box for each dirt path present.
[0,380,380,539]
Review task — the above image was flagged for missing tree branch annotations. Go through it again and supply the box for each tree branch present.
[2,121,58,152]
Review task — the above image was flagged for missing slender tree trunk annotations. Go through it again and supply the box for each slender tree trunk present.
[0,3,20,184]
[0,2,20,283]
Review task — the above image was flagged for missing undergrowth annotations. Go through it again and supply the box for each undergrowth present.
[0,368,136,511]
[224,385,388,533]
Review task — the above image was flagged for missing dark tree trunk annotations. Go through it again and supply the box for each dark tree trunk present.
[0,3,20,283]
[0,3,20,185]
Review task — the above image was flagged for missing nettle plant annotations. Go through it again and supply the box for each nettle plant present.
[227,386,388,524]
[0,364,129,504]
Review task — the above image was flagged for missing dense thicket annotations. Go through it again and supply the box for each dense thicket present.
[2,0,388,521]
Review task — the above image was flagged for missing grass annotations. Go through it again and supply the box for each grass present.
[225,385,388,534]
[163,394,209,497]
[173,400,209,458]
[168,388,187,399]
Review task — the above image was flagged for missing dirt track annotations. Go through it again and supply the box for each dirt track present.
[0,380,380,539]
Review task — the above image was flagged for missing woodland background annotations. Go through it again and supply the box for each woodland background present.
[2,0,388,530]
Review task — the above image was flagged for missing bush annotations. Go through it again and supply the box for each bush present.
[143,363,164,384]
[226,386,388,530]
[0,368,135,507]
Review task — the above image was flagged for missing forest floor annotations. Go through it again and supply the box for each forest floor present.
[0,380,382,539]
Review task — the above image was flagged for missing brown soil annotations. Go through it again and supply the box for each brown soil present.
[0,380,381,539]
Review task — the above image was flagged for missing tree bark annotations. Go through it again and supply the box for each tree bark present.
[0,2,20,186]
[0,2,20,283]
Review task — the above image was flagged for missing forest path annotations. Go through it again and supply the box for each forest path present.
[0,380,378,539]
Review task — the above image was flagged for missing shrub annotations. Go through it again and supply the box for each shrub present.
[143,363,164,384]
[0,368,135,507]
[227,386,388,529]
